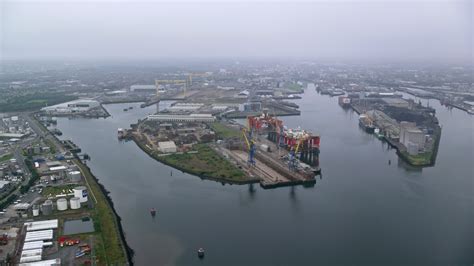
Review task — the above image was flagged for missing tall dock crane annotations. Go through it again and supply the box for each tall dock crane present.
[288,138,302,171]
[242,128,256,166]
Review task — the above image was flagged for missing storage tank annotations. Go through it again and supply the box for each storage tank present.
[42,200,53,215]
[67,171,81,182]
[32,205,39,217]
[57,198,68,211]
[70,197,81,210]
[73,186,88,203]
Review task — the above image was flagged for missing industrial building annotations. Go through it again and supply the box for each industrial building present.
[147,114,216,122]
[41,99,100,114]
[130,85,157,93]
[158,141,177,153]
[167,103,204,111]
[400,121,425,155]
[19,220,59,264]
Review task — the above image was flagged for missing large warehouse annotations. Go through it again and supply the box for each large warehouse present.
[41,99,100,114]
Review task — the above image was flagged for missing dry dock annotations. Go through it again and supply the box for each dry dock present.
[215,140,318,189]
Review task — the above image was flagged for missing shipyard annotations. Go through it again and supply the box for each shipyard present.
[0,58,471,265]
[126,106,320,188]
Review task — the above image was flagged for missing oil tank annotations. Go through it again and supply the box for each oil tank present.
[57,198,68,211]
[70,197,81,210]
[32,205,39,217]
[67,171,81,182]
[42,200,53,215]
[73,186,88,203]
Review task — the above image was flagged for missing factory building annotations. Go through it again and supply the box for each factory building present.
[41,99,100,114]
[147,114,215,122]
[130,85,157,93]
[158,141,177,153]
[168,103,204,111]
[400,121,425,155]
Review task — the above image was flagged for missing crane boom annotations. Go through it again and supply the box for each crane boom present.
[242,129,251,149]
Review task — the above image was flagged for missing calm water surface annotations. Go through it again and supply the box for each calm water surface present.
[56,85,474,265]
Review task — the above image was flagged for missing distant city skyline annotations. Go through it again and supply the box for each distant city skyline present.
[1,0,472,63]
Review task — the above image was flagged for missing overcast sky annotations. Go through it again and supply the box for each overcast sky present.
[1,0,472,62]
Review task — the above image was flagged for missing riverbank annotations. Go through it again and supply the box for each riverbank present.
[31,114,132,265]
[132,136,259,185]
[75,159,134,265]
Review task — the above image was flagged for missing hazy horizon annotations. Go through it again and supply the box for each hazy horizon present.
[1,0,472,63]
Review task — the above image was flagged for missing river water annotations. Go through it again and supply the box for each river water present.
[56,85,473,265]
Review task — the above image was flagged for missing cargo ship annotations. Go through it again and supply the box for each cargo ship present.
[328,89,345,96]
[359,114,375,133]
[338,96,351,108]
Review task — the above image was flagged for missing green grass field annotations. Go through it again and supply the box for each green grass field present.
[0,93,76,112]
[288,83,303,92]
[211,122,241,139]
[75,160,128,265]
[42,184,77,198]
[405,152,432,166]
[0,153,13,162]
[160,144,246,181]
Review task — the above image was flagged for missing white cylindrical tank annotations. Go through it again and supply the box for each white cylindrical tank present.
[73,186,88,203]
[57,198,68,211]
[70,197,81,209]
[68,171,81,182]
[32,205,39,217]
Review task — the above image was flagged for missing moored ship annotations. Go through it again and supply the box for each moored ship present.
[359,114,375,133]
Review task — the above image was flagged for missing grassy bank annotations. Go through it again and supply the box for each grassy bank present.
[160,144,246,181]
[134,137,252,183]
[0,153,13,162]
[288,83,303,92]
[0,93,77,112]
[75,159,129,265]
[401,151,432,166]
[211,122,241,139]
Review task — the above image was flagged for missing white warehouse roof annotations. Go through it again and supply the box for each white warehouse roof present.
[25,230,53,242]
[41,99,100,113]
[20,249,43,263]
[19,259,61,266]
[25,219,58,231]
[22,241,53,251]
[158,141,177,149]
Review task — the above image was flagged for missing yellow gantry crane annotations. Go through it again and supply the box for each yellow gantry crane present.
[289,138,303,171]
[242,128,256,166]
[155,73,209,98]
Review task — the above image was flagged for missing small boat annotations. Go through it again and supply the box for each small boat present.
[197,248,205,258]
[123,108,128,112]
[150,208,156,216]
